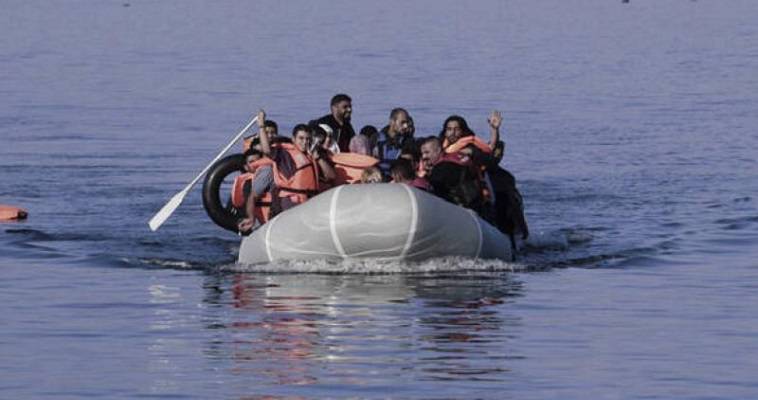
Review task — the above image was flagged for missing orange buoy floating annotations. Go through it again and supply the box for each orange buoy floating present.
[0,205,28,221]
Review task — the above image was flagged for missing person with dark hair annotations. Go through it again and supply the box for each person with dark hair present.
[310,94,355,152]
[438,112,528,247]
[439,111,501,154]
[237,110,336,233]
[243,119,279,152]
[420,136,490,219]
[439,115,474,146]
[390,158,430,191]
[359,125,379,153]
[228,146,272,232]
[374,107,416,173]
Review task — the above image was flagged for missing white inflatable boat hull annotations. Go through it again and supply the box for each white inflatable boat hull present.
[238,183,513,265]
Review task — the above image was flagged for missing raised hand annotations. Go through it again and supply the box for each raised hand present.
[488,110,502,130]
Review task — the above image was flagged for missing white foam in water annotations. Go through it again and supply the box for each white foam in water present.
[137,258,196,269]
[220,256,528,274]
[524,230,571,250]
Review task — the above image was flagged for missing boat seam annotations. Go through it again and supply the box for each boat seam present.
[400,184,418,259]
[468,209,483,260]
[264,214,277,263]
[329,186,347,258]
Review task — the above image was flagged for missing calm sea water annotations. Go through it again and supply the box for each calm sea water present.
[2,1,758,398]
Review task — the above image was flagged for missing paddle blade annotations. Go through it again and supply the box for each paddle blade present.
[148,190,187,231]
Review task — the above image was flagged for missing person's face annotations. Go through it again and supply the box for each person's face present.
[420,142,441,171]
[332,100,352,121]
[444,120,464,144]
[263,126,277,142]
[293,130,312,153]
[390,112,410,136]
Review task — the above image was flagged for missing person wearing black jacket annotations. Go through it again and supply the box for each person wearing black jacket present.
[310,94,355,152]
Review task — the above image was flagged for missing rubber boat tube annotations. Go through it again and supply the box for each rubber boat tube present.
[0,205,28,221]
[202,154,244,233]
[238,183,512,264]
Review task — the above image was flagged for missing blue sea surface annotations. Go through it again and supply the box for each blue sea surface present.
[2,1,758,398]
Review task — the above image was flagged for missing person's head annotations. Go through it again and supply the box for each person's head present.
[360,125,379,150]
[330,94,352,122]
[388,108,410,137]
[407,116,415,137]
[262,120,278,141]
[439,115,473,145]
[315,124,335,151]
[311,124,327,149]
[349,134,371,155]
[360,166,384,184]
[390,158,416,183]
[420,136,442,172]
[400,146,420,168]
[291,124,313,153]
[243,147,263,172]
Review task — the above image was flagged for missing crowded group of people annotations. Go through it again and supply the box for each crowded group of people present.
[231,94,528,248]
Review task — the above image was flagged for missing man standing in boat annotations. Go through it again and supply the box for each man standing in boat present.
[311,94,355,152]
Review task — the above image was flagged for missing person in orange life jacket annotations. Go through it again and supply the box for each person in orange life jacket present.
[442,112,527,241]
[374,108,415,174]
[390,158,431,191]
[232,147,276,232]
[310,94,355,152]
[439,111,502,155]
[243,119,278,152]
[421,136,491,215]
[236,110,336,232]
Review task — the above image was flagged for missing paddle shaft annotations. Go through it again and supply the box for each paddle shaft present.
[184,115,258,191]
[148,115,258,231]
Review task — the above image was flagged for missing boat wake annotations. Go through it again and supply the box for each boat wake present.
[218,255,535,274]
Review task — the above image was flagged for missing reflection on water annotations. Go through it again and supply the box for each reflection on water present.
[198,273,523,395]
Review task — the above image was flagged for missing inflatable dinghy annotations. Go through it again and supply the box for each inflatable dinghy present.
[238,183,513,265]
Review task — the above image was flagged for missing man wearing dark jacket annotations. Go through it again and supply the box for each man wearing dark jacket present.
[310,94,355,152]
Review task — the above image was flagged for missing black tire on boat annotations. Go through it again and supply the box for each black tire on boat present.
[202,153,244,233]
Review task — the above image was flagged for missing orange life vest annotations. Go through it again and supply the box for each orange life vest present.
[331,153,380,185]
[230,172,273,224]
[0,205,28,221]
[443,135,492,155]
[269,143,319,206]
